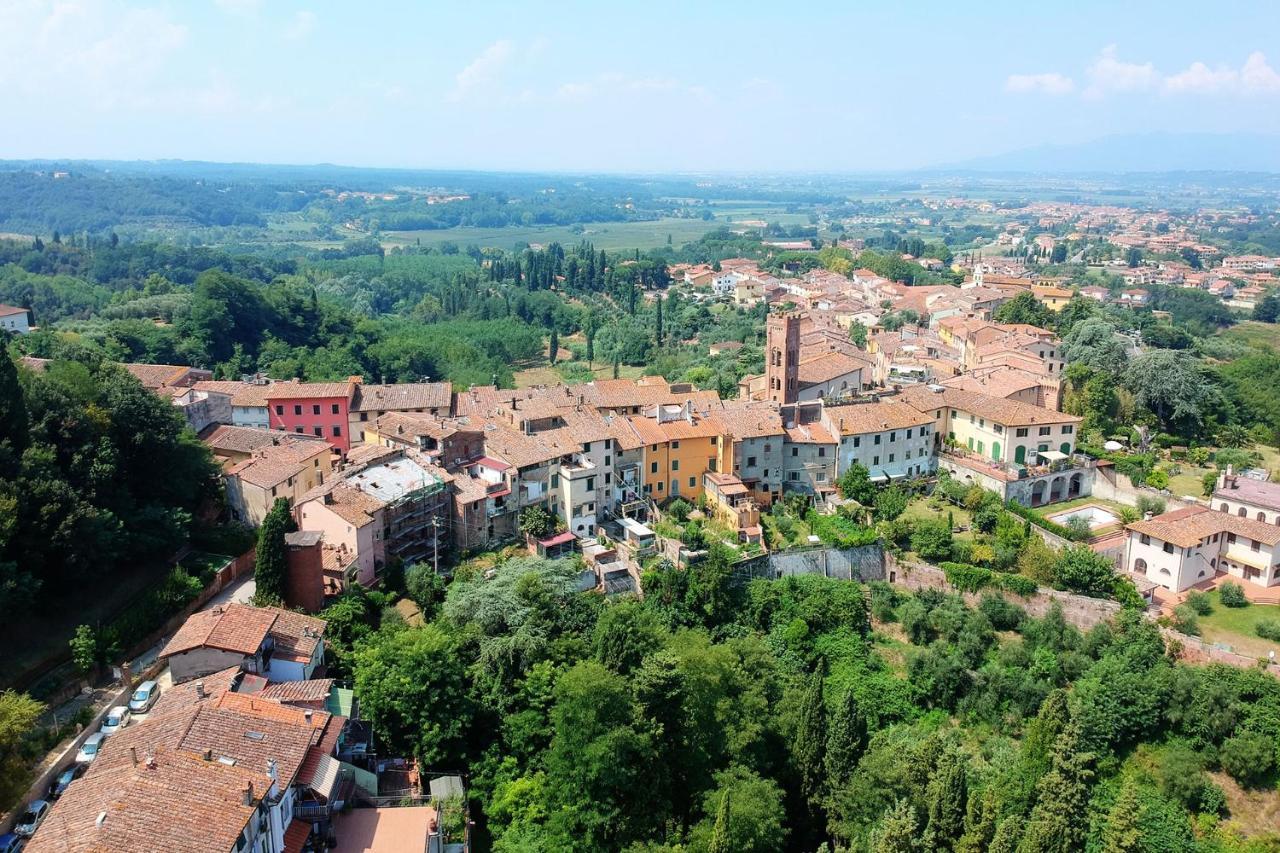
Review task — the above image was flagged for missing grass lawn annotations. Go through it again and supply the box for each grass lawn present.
[178,550,234,578]
[1221,320,1280,351]
[1167,464,1215,500]
[902,498,974,541]
[383,217,719,252]
[1194,588,1280,660]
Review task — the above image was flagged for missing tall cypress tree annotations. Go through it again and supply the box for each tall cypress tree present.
[548,329,559,365]
[955,786,997,853]
[871,798,920,853]
[707,789,731,853]
[925,748,968,850]
[654,295,664,347]
[793,661,827,805]
[254,497,296,605]
[987,815,1024,853]
[1100,776,1142,853]
[1019,722,1096,853]
[824,686,866,793]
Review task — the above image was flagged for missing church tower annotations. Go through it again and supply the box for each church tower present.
[766,312,801,404]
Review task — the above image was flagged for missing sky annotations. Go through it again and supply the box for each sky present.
[2,0,1280,172]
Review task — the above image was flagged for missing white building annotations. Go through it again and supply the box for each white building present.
[0,304,30,334]
[824,399,937,482]
[1124,506,1280,592]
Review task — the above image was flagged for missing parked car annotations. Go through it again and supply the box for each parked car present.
[128,680,160,714]
[0,832,24,853]
[14,800,50,837]
[100,705,131,735]
[75,732,107,764]
[49,762,87,799]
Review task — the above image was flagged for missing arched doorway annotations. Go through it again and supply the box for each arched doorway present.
[1133,558,1147,573]
[1014,445,1026,465]
[1031,480,1047,506]
[1059,442,1071,456]
[992,441,1002,462]
[1069,472,1083,498]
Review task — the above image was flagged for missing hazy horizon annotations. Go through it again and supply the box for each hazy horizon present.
[3,1,1280,171]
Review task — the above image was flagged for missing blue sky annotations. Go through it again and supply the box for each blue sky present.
[2,0,1279,171]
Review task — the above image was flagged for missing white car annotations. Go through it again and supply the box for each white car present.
[100,706,131,736]
[14,800,50,837]
[75,732,107,764]
[128,680,160,714]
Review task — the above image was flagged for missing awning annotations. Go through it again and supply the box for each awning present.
[1038,450,1068,462]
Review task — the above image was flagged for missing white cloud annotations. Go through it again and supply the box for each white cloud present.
[449,39,514,102]
[283,10,316,41]
[1083,45,1157,99]
[1240,51,1280,93]
[1163,61,1237,94]
[1004,72,1075,96]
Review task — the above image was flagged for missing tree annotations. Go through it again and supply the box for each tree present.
[352,624,473,765]
[1018,722,1095,853]
[548,328,559,365]
[837,463,875,505]
[1052,545,1118,598]
[1126,248,1142,268]
[825,686,867,792]
[1062,320,1127,377]
[911,519,954,562]
[0,690,45,808]
[871,798,920,853]
[1101,775,1143,853]
[793,662,827,805]
[874,485,909,522]
[1124,350,1219,436]
[707,789,731,853]
[592,598,663,675]
[70,624,100,674]
[925,748,968,850]
[1219,731,1276,788]
[404,562,447,616]
[518,504,559,540]
[253,497,295,605]
[993,291,1051,328]
[0,354,28,474]
[1251,291,1280,323]
[655,295,664,347]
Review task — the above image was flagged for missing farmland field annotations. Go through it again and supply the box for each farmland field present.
[383,217,720,252]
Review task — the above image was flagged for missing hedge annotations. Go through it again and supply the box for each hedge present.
[1004,501,1090,542]
[939,562,1038,597]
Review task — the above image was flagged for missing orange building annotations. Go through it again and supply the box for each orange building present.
[629,402,725,503]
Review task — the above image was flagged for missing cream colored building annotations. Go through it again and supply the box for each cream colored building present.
[902,386,1080,468]
[1125,506,1280,592]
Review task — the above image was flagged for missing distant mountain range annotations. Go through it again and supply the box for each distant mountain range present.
[934,132,1280,174]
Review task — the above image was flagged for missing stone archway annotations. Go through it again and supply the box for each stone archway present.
[1069,472,1083,498]
[1031,479,1047,507]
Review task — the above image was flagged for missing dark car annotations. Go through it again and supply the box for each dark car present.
[49,762,87,799]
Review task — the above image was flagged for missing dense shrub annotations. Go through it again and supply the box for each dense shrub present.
[1218,581,1249,608]
[1255,619,1280,642]
[1184,590,1212,615]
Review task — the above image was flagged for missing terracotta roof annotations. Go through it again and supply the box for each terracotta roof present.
[0,303,26,317]
[159,604,326,666]
[259,679,334,706]
[264,380,354,400]
[796,350,867,386]
[24,746,269,853]
[351,382,452,412]
[192,379,274,408]
[123,362,199,390]
[710,402,785,440]
[825,399,933,435]
[151,666,245,714]
[900,385,1080,428]
[19,355,50,372]
[1127,505,1280,549]
[228,440,330,489]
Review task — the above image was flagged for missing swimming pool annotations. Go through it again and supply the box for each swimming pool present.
[1047,504,1119,528]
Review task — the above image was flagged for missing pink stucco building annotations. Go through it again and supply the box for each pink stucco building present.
[266,379,356,454]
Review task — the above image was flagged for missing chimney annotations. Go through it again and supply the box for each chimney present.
[242,782,254,806]
[304,709,313,724]
[203,748,213,761]
[130,746,139,766]
[195,680,205,698]
[96,812,108,829]
[267,759,278,781]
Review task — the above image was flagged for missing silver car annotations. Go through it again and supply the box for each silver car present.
[100,705,131,735]
[128,680,160,714]
[14,800,50,837]
[75,732,107,764]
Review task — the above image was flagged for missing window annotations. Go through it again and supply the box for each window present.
[551,473,560,488]
[994,424,1004,435]
[294,426,303,434]
[789,471,799,481]
[1038,426,1051,436]
[888,453,895,462]
[817,472,826,481]
[792,447,798,457]
[314,426,323,436]
[275,405,284,416]
[671,460,680,472]
[671,441,680,450]
[658,481,664,491]
[1016,427,1028,437]
[1228,533,1237,544]
[1163,542,1174,554]
[1140,534,1150,545]
[874,434,881,445]
[294,405,303,416]
[710,437,716,446]
[605,473,612,484]
[671,479,679,493]
[585,476,595,491]
[1252,538,1261,552]
[312,404,321,415]
[604,455,611,466]
[360,412,368,422]
[747,456,757,467]
[1062,425,1074,434]
[818,448,825,457]
[584,442,591,452]
[906,429,913,439]
[651,462,658,474]
[604,439,612,449]
[889,432,896,442]
[873,455,880,465]
[764,443,771,452]
[332,425,342,437]
[853,436,861,448]
[689,477,696,488]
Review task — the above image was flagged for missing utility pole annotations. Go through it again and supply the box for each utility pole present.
[430,516,441,575]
